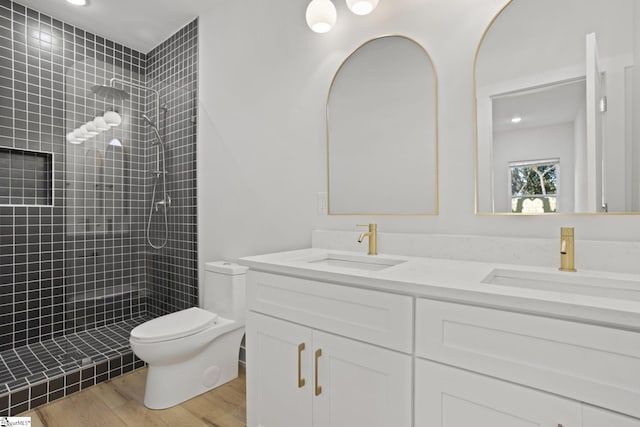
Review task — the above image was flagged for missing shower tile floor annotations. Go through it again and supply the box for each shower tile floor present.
[0,316,151,393]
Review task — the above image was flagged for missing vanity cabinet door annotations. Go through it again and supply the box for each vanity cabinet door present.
[312,330,412,427]
[246,312,313,427]
[415,358,582,427]
[247,312,412,427]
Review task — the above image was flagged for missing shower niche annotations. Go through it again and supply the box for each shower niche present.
[0,147,53,206]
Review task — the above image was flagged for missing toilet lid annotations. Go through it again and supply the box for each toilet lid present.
[130,307,218,343]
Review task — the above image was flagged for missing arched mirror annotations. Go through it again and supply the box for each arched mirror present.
[81,148,103,234]
[327,36,438,215]
[475,0,640,214]
[103,139,130,234]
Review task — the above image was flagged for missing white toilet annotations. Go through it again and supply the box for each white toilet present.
[129,261,248,409]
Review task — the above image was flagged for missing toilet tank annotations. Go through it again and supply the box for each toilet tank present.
[203,261,249,322]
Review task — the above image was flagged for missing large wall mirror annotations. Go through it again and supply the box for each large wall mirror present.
[475,0,640,214]
[327,36,438,215]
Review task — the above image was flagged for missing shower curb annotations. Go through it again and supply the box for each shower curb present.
[0,348,145,416]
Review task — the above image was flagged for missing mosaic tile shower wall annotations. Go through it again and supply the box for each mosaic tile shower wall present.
[0,0,199,352]
[0,0,199,415]
[1,0,67,353]
[0,0,148,352]
[145,21,199,317]
[61,18,148,334]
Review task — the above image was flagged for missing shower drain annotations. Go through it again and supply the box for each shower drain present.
[56,351,92,365]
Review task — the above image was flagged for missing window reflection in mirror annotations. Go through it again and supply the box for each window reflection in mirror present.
[475,0,640,214]
[509,159,559,213]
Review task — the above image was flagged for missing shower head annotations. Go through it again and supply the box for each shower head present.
[91,84,130,101]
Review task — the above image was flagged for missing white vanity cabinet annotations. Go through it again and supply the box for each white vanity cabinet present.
[241,251,640,427]
[582,406,640,427]
[246,313,312,427]
[246,271,413,427]
[415,360,640,427]
[415,298,640,426]
[415,358,582,427]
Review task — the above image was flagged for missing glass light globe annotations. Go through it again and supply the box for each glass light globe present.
[66,132,82,144]
[93,116,110,131]
[306,0,337,33]
[72,129,87,142]
[80,124,98,136]
[346,0,378,15]
[85,121,100,134]
[103,111,122,127]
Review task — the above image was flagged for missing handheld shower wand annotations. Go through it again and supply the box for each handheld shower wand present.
[92,77,171,250]
[142,114,164,146]
[142,113,170,249]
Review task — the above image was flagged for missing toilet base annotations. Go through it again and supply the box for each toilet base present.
[143,327,244,409]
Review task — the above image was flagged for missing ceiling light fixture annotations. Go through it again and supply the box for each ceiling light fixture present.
[66,132,83,144]
[511,116,522,124]
[346,0,378,15]
[103,111,122,127]
[306,0,337,33]
[92,117,110,131]
[66,0,87,5]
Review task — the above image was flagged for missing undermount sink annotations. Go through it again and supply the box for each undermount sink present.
[302,253,407,272]
[483,268,640,301]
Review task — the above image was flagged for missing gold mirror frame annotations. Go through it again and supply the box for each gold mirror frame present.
[473,0,640,216]
[326,35,439,216]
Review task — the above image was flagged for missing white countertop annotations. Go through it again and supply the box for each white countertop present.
[240,248,640,332]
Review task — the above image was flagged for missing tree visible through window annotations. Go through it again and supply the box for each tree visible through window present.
[509,159,558,213]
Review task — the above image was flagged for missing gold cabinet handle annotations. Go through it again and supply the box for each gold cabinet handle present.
[297,343,306,388]
[315,349,322,396]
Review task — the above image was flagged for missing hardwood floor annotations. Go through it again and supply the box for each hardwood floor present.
[21,367,246,427]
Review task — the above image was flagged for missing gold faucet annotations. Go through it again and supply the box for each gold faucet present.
[559,227,576,272]
[357,224,377,255]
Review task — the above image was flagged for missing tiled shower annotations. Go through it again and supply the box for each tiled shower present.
[0,0,198,415]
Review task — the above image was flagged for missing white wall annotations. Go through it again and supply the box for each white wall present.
[197,0,640,279]
[605,64,631,212]
[476,0,634,86]
[574,105,588,212]
[634,2,640,210]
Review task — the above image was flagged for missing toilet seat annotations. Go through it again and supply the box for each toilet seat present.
[131,307,219,344]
